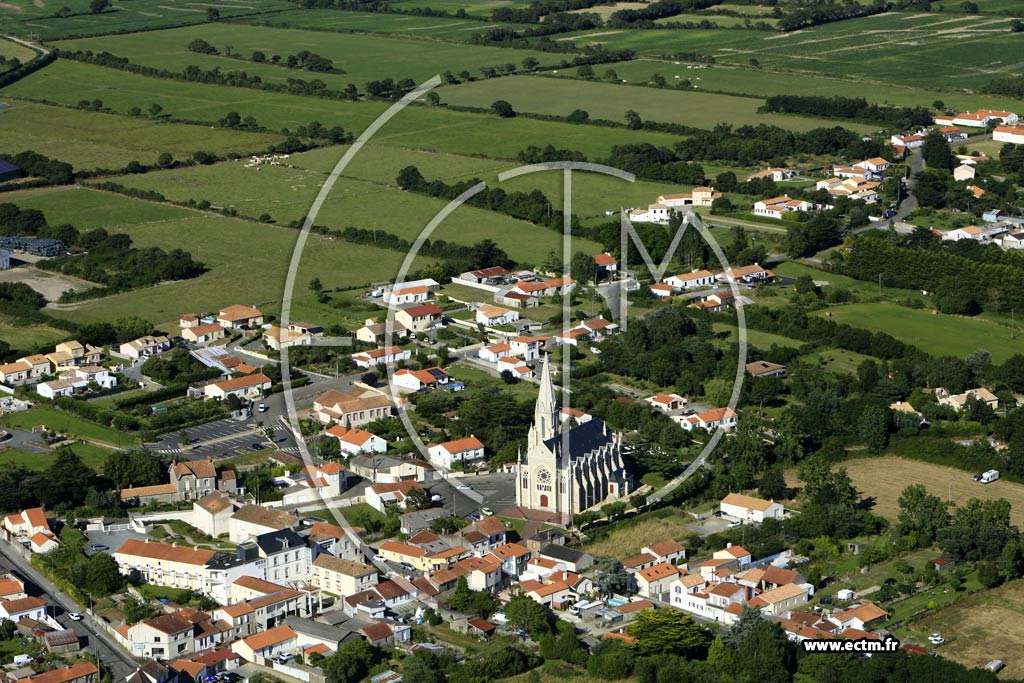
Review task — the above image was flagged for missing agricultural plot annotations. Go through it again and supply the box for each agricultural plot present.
[438,75,879,133]
[0,317,68,352]
[0,37,36,63]
[811,302,1024,363]
[239,9,532,41]
[54,24,570,85]
[2,61,687,159]
[388,0,534,18]
[654,13,776,27]
[563,60,1024,112]
[559,13,1024,90]
[0,99,284,171]
[98,156,604,264]
[2,186,428,326]
[0,0,293,41]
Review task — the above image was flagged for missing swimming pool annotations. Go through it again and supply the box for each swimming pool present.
[607,597,628,607]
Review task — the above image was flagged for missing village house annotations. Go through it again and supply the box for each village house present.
[366,481,424,513]
[664,269,715,290]
[746,168,795,182]
[263,322,323,350]
[642,540,687,566]
[427,436,486,470]
[348,453,437,484]
[229,505,297,543]
[119,335,171,361]
[720,492,785,523]
[746,360,787,378]
[646,393,686,413]
[355,319,409,345]
[311,556,378,598]
[231,624,298,664]
[815,177,882,203]
[217,305,264,330]
[512,277,576,298]
[657,186,722,209]
[193,492,235,538]
[182,323,226,344]
[953,164,977,182]
[326,424,387,455]
[3,508,50,540]
[475,304,520,327]
[46,340,103,370]
[391,366,449,392]
[593,252,617,276]
[37,365,119,399]
[382,279,440,306]
[351,346,411,369]
[937,386,999,412]
[994,124,1024,145]
[718,263,774,284]
[458,266,509,284]
[395,304,444,332]
[636,562,682,600]
[752,195,815,219]
[675,407,738,432]
[488,542,532,577]
[203,373,272,401]
[829,602,889,632]
[313,386,394,426]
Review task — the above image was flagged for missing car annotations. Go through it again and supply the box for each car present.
[258,404,268,412]
[251,443,264,451]
[728,520,742,528]
[973,472,984,482]
[928,634,944,645]
[431,494,445,504]
[88,544,109,552]
[399,562,415,571]
[481,507,494,516]
[275,653,295,664]
[68,612,83,621]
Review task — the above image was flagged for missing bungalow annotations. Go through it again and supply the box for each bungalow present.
[263,326,313,350]
[746,360,787,378]
[752,195,815,219]
[718,263,774,284]
[746,168,795,182]
[326,424,387,455]
[994,124,1024,145]
[21,662,98,683]
[382,279,440,306]
[459,266,509,284]
[348,453,437,484]
[313,387,393,426]
[650,282,677,298]
[512,277,576,298]
[182,323,226,344]
[30,532,59,554]
[1002,232,1024,249]
[0,596,46,623]
[475,304,519,327]
[366,481,423,513]
[203,373,272,400]
[854,157,890,174]
[646,393,686,413]
[36,377,88,400]
[119,335,171,361]
[657,187,721,208]
[664,270,715,289]
[0,361,30,386]
[829,602,889,632]
[937,386,999,412]
[889,133,924,149]
[953,164,977,181]
[355,319,409,345]
[676,407,738,432]
[478,342,512,363]
[748,583,809,616]
[391,366,449,392]
[593,252,617,274]
[395,304,444,332]
[351,346,411,369]
[940,126,967,143]
[942,225,986,242]
[816,177,881,202]
[217,305,264,330]
[231,624,298,663]
[720,492,784,523]
[428,436,486,470]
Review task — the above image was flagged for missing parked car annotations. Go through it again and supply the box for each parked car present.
[251,443,264,451]
[258,403,268,412]
[481,507,494,516]
[431,494,445,504]
[928,633,944,645]
[973,472,984,482]
[68,613,83,621]
[728,520,742,528]
[88,544,109,552]
[275,652,295,664]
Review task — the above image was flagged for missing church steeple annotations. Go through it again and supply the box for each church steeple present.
[532,353,558,442]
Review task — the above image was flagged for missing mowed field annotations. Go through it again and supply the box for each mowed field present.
[439,75,878,134]
[812,302,1023,363]
[240,9,532,41]
[562,60,1024,112]
[54,24,569,85]
[0,99,284,170]
[2,186,428,326]
[2,61,687,159]
[559,13,1024,90]
[787,457,1024,528]
[903,579,1024,679]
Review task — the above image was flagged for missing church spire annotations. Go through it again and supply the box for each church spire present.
[533,353,558,441]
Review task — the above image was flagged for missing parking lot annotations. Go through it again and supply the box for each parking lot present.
[424,472,517,521]
[146,415,270,459]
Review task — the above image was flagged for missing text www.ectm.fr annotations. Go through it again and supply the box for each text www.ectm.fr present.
[802,638,901,654]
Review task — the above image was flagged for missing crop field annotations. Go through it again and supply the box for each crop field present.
[98,156,603,264]
[561,60,1024,112]
[2,186,428,325]
[559,13,1023,90]
[811,302,1023,363]
[239,9,532,41]
[0,37,36,63]
[2,61,687,159]
[54,24,569,85]
[0,99,283,170]
[438,75,879,133]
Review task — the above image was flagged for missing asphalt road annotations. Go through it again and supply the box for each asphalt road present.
[425,472,517,521]
[0,541,138,681]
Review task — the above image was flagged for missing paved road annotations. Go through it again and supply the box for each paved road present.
[0,541,138,681]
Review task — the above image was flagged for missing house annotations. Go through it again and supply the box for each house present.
[746,360,787,378]
[934,557,955,573]
[714,544,752,567]
[642,540,687,566]
[382,279,440,306]
[429,555,502,592]
[29,532,58,554]
[937,386,999,411]
[459,266,509,284]
[348,453,437,484]
[939,126,967,142]
[262,325,317,350]
[0,595,46,623]
[311,555,378,598]
[968,184,986,199]
[816,177,882,202]
[489,543,531,577]
[395,304,444,332]
[941,225,986,242]
[656,187,722,208]
[650,282,677,298]
[116,612,202,659]
[854,157,890,174]
[478,342,512,363]
[314,387,393,426]
[561,407,592,425]
[427,436,486,470]
[664,270,715,289]
[646,393,686,413]
[719,263,774,284]
[676,407,738,432]
[994,124,1024,145]
[47,340,102,368]
[22,662,98,683]
[753,195,814,219]
[636,562,681,599]
[326,424,387,454]
[538,544,594,573]
[193,492,235,538]
[3,508,50,539]
[355,319,409,345]
[36,377,87,400]
[889,133,924,149]
[392,366,449,392]
[179,314,200,328]
[217,305,264,330]
[830,602,889,631]
[953,164,977,181]
[593,253,617,275]
[231,624,298,663]
[512,277,576,298]
[351,346,411,369]
[628,203,671,224]
[720,493,784,522]
[203,373,271,400]
[366,481,423,513]
[170,458,237,501]
[114,540,217,593]
[748,583,809,616]
[0,361,30,386]
[229,505,297,543]
[510,335,545,360]
[182,323,225,344]
[119,335,171,361]
[746,168,795,182]
[475,304,519,327]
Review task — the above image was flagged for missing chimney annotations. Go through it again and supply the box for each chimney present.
[726,542,733,549]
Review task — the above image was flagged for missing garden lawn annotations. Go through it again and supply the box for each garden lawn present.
[0,406,133,448]
[448,362,539,402]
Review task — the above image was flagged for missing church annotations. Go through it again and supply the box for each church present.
[516,355,634,517]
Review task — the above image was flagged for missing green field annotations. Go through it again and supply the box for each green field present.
[3,186,429,326]
[238,9,532,41]
[811,302,1024,363]
[439,74,878,134]
[54,24,571,86]
[0,406,134,447]
[655,13,775,27]
[0,442,116,471]
[0,99,284,171]
[3,61,687,159]
[0,317,69,351]
[0,37,36,63]
[558,13,1024,90]
[0,0,293,40]
[563,60,1024,112]
[389,0,534,17]
[713,323,803,350]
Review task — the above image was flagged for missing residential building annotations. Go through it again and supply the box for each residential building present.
[636,562,681,599]
[231,624,298,663]
[23,662,98,683]
[347,453,437,484]
[994,124,1024,145]
[720,492,784,523]
[182,323,225,344]
[646,393,686,413]
[676,407,738,432]
[656,186,722,209]
[953,164,977,181]
[475,304,519,326]
[752,195,816,219]
[382,279,439,306]
[391,366,449,392]
[942,225,986,242]
[746,168,795,182]
[326,424,387,454]
[395,304,444,332]
[748,583,809,616]
[217,305,264,330]
[203,373,272,400]
[815,177,882,202]
[593,252,617,275]
[355,319,408,345]
[512,277,576,298]
[642,540,687,565]
[311,556,378,598]
[718,263,774,283]
[829,602,889,631]
[193,492,235,538]
[458,266,509,284]
[937,386,999,412]
[114,540,217,593]
[366,481,424,513]
[3,508,50,539]
[664,269,715,289]
[119,335,171,361]
[313,386,393,426]
[0,596,46,622]
[488,543,532,577]
[427,436,485,470]
[351,346,411,368]
[229,505,297,543]
[746,360,787,378]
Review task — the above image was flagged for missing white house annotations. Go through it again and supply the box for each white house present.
[752,195,814,219]
[651,283,677,297]
[475,304,519,327]
[326,424,387,455]
[953,164,977,181]
[365,481,423,513]
[854,157,890,174]
[427,436,486,470]
[720,492,784,523]
[36,377,86,399]
[941,225,986,242]
[478,342,512,363]
[994,125,1024,145]
[382,279,439,306]
[217,305,264,330]
[203,373,272,400]
[119,335,171,361]
[509,336,544,360]
[746,168,795,182]
[395,304,444,332]
[351,346,411,368]
[664,270,715,289]
[182,323,226,344]
[391,366,449,392]
[512,277,576,298]
[676,407,738,432]
[646,393,686,413]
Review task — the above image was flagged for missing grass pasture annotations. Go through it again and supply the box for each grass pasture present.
[2,61,687,159]
[2,186,428,325]
[439,75,878,133]
[0,99,284,171]
[239,9,532,41]
[0,318,68,352]
[0,406,132,448]
[54,24,570,85]
[0,37,36,64]
[811,302,1022,363]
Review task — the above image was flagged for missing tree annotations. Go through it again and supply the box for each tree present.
[148,103,163,117]
[404,487,430,511]
[103,450,163,489]
[798,458,858,507]
[309,277,323,294]
[521,57,539,71]
[576,65,594,79]
[89,0,109,12]
[402,652,445,683]
[86,553,124,595]
[897,484,948,545]
[722,608,792,683]
[933,100,945,110]
[626,609,712,658]
[624,109,642,130]
[593,560,636,595]
[857,404,890,451]
[491,100,516,118]
[321,638,378,683]
[206,6,220,20]
[921,130,955,170]
[504,595,552,635]
[567,109,590,124]
[759,468,787,501]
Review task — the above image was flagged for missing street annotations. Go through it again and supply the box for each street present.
[0,541,138,682]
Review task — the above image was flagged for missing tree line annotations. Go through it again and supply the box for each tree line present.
[760,94,934,128]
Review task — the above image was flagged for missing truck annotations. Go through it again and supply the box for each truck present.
[980,470,1000,484]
